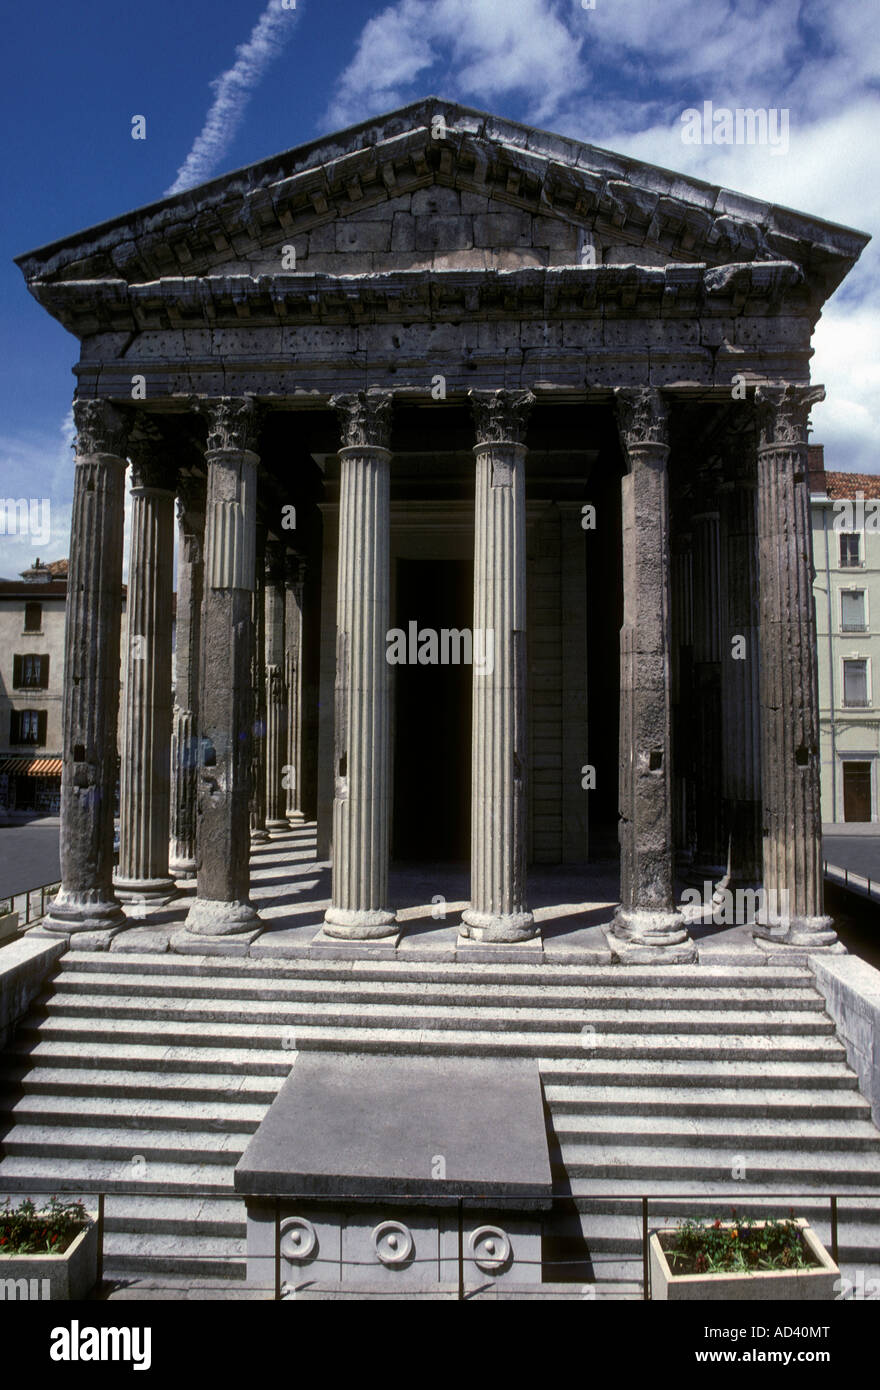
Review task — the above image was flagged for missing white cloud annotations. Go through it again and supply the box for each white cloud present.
[0,413,76,577]
[165,0,302,196]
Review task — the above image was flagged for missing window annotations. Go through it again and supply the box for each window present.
[841,590,867,632]
[10,709,46,745]
[12,653,49,689]
[840,533,862,568]
[23,602,41,632]
[843,658,870,707]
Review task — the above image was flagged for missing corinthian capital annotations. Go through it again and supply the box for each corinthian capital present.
[614,388,670,456]
[72,398,132,458]
[469,389,535,446]
[331,390,393,450]
[128,419,177,492]
[755,384,825,450]
[202,397,260,455]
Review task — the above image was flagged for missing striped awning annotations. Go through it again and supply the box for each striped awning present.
[0,757,63,775]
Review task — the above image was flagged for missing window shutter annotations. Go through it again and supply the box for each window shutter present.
[40,655,50,689]
[10,710,19,743]
[37,710,48,746]
[13,655,21,687]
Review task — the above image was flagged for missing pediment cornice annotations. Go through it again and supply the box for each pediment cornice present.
[16,99,868,310]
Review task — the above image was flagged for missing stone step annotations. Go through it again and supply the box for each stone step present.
[289,1026,846,1062]
[0,1066,285,1103]
[556,1145,880,1184]
[103,1195,246,1237]
[0,1156,234,1193]
[55,952,814,988]
[2,1124,251,1165]
[544,1085,871,1119]
[538,1058,858,1088]
[565,1179,880,1209]
[34,995,834,1036]
[4,1094,269,1131]
[3,1039,295,1075]
[565,1210,880,1261]
[51,971,822,1011]
[552,1115,880,1152]
[101,1232,245,1280]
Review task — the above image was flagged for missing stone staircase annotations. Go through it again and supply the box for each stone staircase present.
[2,951,880,1292]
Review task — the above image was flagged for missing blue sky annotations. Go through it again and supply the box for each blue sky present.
[2,0,878,573]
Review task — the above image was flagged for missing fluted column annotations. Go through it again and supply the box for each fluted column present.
[670,530,695,864]
[264,539,289,833]
[609,388,692,957]
[114,434,178,904]
[44,400,131,936]
[719,439,762,884]
[249,526,269,844]
[185,398,261,935]
[285,554,306,826]
[461,389,536,942]
[691,480,725,877]
[323,390,396,939]
[754,385,837,946]
[169,474,205,879]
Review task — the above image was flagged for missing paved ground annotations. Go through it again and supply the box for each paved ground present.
[0,818,60,898]
[823,823,880,882]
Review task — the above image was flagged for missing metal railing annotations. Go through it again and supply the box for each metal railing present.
[824,859,880,902]
[3,1185,860,1300]
[0,880,60,937]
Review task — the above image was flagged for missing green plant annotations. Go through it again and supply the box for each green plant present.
[0,1196,90,1256]
[659,1210,818,1275]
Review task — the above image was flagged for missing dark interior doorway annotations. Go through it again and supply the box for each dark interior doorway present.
[392,557,473,860]
[843,761,872,822]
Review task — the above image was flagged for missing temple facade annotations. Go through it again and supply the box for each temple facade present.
[15,100,870,958]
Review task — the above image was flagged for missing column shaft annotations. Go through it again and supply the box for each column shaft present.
[44,401,130,935]
[611,389,692,955]
[285,557,306,825]
[754,385,837,945]
[115,443,177,903]
[185,398,261,935]
[323,392,396,938]
[169,477,205,878]
[249,535,269,843]
[264,541,289,832]
[462,390,535,942]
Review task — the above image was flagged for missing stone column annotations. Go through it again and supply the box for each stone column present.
[690,479,726,879]
[249,526,269,844]
[264,539,289,833]
[669,530,695,864]
[169,474,205,879]
[719,440,762,884]
[285,553,306,826]
[185,398,261,936]
[323,391,396,939]
[114,435,178,904]
[754,385,837,946]
[609,388,693,958]
[43,400,131,936]
[461,389,536,942]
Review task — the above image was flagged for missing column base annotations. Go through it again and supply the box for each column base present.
[250,829,270,844]
[322,906,397,939]
[41,888,126,936]
[113,874,180,906]
[266,819,290,836]
[460,908,537,943]
[287,811,306,827]
[752,915,841,949]
[168,852,196,880]
[606,908,696,962]
[184,897,261,936]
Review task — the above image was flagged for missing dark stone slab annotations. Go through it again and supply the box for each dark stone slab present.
[234,1052,553,1208]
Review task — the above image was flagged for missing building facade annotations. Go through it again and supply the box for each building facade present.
[811,452,880,823]
[14,100,870,953]
[0,559,66,816]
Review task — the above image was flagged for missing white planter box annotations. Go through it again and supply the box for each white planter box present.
[649,1220,839,1301]
[0,1216,98,1301]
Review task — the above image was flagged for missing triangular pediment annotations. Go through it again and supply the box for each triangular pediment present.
[17,97,869,303]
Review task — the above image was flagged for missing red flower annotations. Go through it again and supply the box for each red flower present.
[713,1219,721,1229]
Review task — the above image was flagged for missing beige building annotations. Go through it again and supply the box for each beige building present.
[811,449,880,822]
[0,558,66,815]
